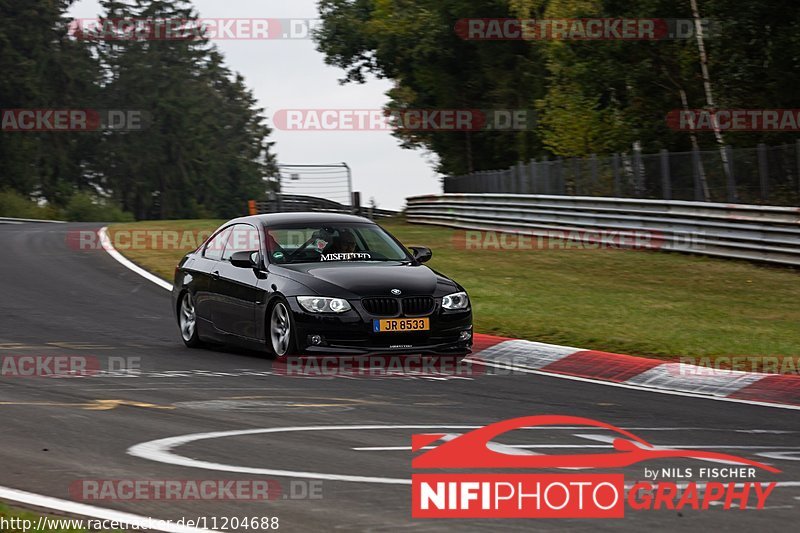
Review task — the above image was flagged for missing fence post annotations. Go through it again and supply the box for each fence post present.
[757,143,769,202]
[517,162,528,194]
[572,157,581,195]
[692,147,704,201]
[589,154,599,195]
[542,155,550,194]
[796,140,800,201]
[528,160,538,194]
[724,145,738,202]
[659,149,672,200]
[633,145,644,197]
[508,166,517,194]
[555,158,566,194]
[612,153,622,196]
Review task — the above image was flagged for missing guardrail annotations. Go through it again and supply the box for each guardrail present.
[0,217,65,224]
[405,194,800,266]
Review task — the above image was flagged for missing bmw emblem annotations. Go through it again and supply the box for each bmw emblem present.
[391,289,402,296]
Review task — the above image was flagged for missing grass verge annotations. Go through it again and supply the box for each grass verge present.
[108,218,800,362]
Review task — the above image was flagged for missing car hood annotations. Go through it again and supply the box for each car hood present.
[272,261,456,297]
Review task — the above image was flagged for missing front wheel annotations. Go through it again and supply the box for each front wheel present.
[269,299,296,357]
[178,291,203,348]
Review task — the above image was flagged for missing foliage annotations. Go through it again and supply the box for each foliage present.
[63,191,135,222]
[315,0,800,172]
[0,0,277,220]
[0,189,133,221]
[0,190,59,219]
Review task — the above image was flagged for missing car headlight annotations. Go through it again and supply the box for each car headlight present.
[297,296,352,314]
[442,291,469,310]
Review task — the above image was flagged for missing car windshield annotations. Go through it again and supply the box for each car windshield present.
[266,223,410,264]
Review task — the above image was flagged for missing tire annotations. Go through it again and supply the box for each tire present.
[178,291,203,348]
[268,298,297,357]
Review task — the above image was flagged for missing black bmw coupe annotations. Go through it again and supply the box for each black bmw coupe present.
[172,213,473,356]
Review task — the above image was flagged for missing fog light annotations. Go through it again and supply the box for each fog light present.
[459,329,472,341]
[309,335,324,346]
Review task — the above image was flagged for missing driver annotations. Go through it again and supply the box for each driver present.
[329,229,357,254]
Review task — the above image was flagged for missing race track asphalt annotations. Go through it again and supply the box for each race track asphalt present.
[0,222,798,531]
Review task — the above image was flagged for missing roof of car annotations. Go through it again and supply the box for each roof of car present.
[229,212,377,227]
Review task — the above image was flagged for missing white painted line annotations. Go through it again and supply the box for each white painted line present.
[127,425,800,491]
[99,227,173,291]
[353,444,800,451]
[469,359,800,411]
[354,445,604,451]
[573,433,748,466]
[757,451,800,461]
[128,425,466,485]
[0,485,214,533]
[130,424,569,484]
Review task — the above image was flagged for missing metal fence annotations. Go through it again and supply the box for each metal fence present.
[444,143,800,207]
[406,194,800,266]
[249,194,397,219]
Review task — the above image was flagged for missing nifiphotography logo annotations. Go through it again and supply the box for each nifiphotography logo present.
[411,415,780,519]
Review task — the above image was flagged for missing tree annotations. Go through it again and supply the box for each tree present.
[316,0,547,175]
[1,0,278,220]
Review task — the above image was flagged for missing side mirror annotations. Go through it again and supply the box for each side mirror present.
[230,250,259,269]
[409,246,433,263]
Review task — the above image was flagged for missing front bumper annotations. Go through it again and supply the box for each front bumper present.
[288,297,473,356]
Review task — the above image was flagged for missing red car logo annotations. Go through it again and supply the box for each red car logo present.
[412,415,781,473]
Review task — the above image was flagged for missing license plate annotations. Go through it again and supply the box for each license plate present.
[374,318,430,333]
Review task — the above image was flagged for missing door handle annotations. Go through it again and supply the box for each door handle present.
[211,270,220,280]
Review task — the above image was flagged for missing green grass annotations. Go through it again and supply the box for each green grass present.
[0,502,89,532]
[109,218,800,362]
[108,219,224,280]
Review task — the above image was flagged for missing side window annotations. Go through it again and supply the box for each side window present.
[204,227,232,261]
[222,224,260,261]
